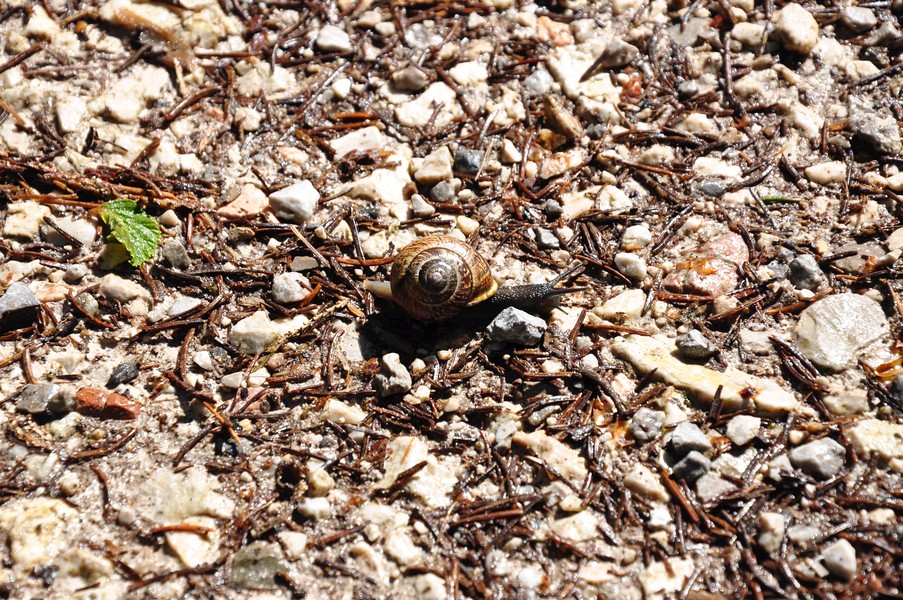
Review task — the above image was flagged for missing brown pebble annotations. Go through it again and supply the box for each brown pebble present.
[75,387,140,420]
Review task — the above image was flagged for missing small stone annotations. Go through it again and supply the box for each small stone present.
[230,542,286,589]
[230,311,282,355]
[841,6,877,32]
[732,22,767,46]
[725,415,761,446]
[821,539,857,581]
[455,215,479,236]
[757,512,785,554]
[487,307,547,345]
[534,228,559,249]
[671,450,710,481]
[16,383,72,417]
[542,94,583,141]
[624,463,669,501]
[99,274,148,303]
[161,238,190,269]
[430,180,457,203]
[0,282,41,330]
[805,161,848,185]
[677,80,699,99]
[541,199,563,220]
[410,194,435,217]
[158,209,180,228]
[168,296,203,317]
[3,201,50,239]
[392,65,428,92]
[395,82,460,129]
[695,179,726,197]
[638,558,695,598]
[269,180,320,224]
[789,437,845,479]
[773,4,819,55]
[621,225,652,251]
[330,126,391,159]
[670,422,713,455]
[218,184,268,219]
[675,330,717,360]
[272,272,310,304]
[107,359,140,387]
[694,471,737,502]
[63,264,88,283]
[512,430,588,482]
[846,418,903,465]
[823,390,869,416]
[372,353,412,397]
[594,289,645,321]
[848,97,902,156]
[415,146,454,184]
[316,24,352,52]
[291,256,320,271]
[795,292,888,371]
[41,216,97,248]
[788,255,828,291]
[454,148,483,174]
[614,252,646,281]
[629,407,665,443]
[523,68,554,96]
[501,139,522,164]
[74,387,140,420]
[594,39,639,69]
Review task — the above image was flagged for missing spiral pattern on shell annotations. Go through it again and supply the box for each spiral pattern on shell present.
[390,236,498,321]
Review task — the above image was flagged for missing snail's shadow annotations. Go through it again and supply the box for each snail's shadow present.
[359,309,486,363]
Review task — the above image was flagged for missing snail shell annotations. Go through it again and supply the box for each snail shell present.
[389,236,498,321]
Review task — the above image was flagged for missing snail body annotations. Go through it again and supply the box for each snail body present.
[365,236,582,321]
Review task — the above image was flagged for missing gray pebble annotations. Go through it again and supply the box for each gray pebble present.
[272,272,310,304]
[789,437,845,479]
[161,238,190,269]
[542,199,563,219]
[788,254,828,291]
[410,194,436,218]
[671,450,711,481]
[454,148,483,175]
[486,307,547,345]
[63,264,88,283]
[675,330,717,360]
[392,65,428,92]
[696,179,726,197]
[848,97,902,156]
[16,383,72,417]
[629,407,665,443]
[534,228,559,250]
[670,422,713,456]
[677,80,699,99]
[430,181,456,203]
[291,256,319,271]
[841,6,877,32]
[107,359,140,387]
[0,282,40,330]
[372,353,412,397]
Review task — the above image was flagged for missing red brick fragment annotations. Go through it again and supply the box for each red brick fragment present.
[75,387,140,420]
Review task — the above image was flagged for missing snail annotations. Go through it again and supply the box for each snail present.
[364,235,583,321]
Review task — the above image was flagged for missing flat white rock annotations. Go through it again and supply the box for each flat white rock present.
[612,335,799,415]
[795,292,888,371]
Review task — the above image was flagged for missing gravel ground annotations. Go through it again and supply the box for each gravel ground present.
[1,0,902,598]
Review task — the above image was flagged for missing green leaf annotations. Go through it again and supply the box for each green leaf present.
[99,199,161,267]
